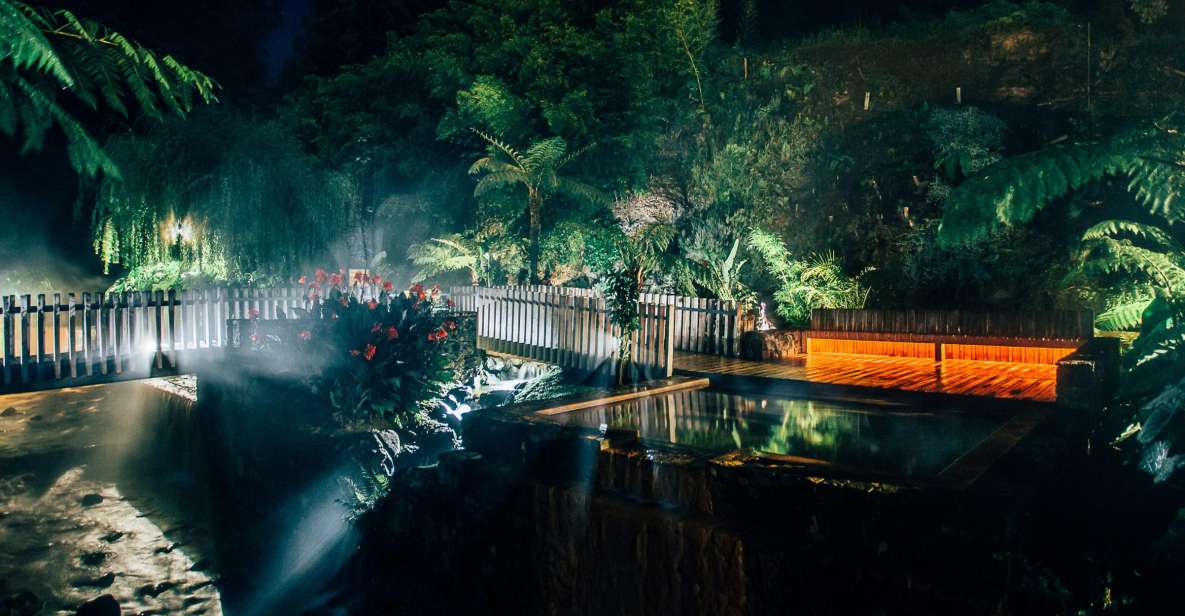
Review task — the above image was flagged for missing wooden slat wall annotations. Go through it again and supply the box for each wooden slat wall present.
[448,286,753,358]
[0,286,314,390]
[810,309,1093,341]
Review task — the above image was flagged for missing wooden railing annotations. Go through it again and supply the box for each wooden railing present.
[449,286,675,379]
[810,309,1093,341]
[448,286,754,358]
[0,287,328,392]
[806,308,1094,364]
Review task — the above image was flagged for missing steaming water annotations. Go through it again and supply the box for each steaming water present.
[0,379,405,614]
[0,382,222,614]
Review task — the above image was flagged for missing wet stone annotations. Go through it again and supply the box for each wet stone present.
[136,582,176,598]
[76,594,120,616]
[0,407,17,417]
[71,572,115,589]
[79,551,109,567]
[79,493,104,507]
[99,531,124,543]
[1,589,41,616]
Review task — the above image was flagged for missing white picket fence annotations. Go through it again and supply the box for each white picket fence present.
[1,283,749,392]
[0,287,340,391]
[447,286,676,379]
[448,286,755,360]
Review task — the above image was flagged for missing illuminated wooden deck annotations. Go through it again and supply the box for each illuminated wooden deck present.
[674,351,1057,403]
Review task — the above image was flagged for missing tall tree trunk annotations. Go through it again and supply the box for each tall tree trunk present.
[528,188,543,284]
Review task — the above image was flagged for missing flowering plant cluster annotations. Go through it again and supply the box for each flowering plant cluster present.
[262,269,466,428]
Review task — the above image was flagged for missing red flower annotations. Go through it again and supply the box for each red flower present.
[297,329,312,341]
[362,343,377,361]
[371,275,382,285]
[431,327,448,341]
[329,272,343,287]
[426,331,436,342]
[298,275,307,285]
[382,280,394,292]
[370,322,382,334]
[350,348,361,356]
[386,326,399,340]
[367,299,378,310]
[444,320,457,331]
[315,268,327,284]
[248,308,260,319]
[249,334,260,344]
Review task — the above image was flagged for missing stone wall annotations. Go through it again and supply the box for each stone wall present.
[1055,337,1120,411]
[739,329,806,361]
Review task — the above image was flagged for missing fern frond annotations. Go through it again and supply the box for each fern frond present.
[939,117,1185,245]
[1081,239,1185,292]
[473,171,525,197]
[470,127,527,168]
[467,156,517,176]
[555,177,608,205]
[523,137,567,171]
[1095,299,1153,331]
[0,0,73,86]
[1082,219,1183,251]
[10,74,118,177]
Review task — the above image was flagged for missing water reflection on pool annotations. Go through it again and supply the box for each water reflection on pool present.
[550,388,1006,479]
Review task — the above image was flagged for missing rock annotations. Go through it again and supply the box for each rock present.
[80,551,109,566]
[740,329,806,361]
[76,594,120,616]
[99,531,124,543]
[3,590,41,616]
[136,582,176,598]
[0,407,17,417]
[79,494,104,507]
[484,355,505,372]
[71,572,115,589]
[26,415,42,422]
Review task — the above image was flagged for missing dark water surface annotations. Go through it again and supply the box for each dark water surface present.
[553,388,1005,478]
[0,380,223,614]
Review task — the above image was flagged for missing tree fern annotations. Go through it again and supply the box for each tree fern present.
[938,115,1185,245]
[407,234,484,285]
[468,128,606,283]
[1095,299,1153,332]
[1,0,217,176]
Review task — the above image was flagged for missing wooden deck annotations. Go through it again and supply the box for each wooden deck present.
[674,351,1057,403]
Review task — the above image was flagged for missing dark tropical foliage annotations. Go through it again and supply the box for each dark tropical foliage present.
[0,0,216,176]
